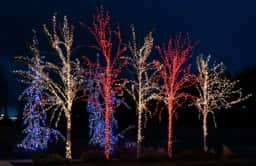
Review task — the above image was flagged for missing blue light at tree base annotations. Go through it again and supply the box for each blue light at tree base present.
[87,87,123,154]
[17,85,65,152]
[16,49,65,152]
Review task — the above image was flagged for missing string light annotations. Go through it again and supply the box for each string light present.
[42,15,87,160]
[16,15,84,160]
[86,57,123,154]
[15,34,64,151]
[195,55,251,152]
[81,6,127,159]
[125,25,160,158]
[153,33,196,159]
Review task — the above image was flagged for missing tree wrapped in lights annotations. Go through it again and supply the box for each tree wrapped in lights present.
[15,35,64,151]
[17,89,64,151]
[86,55,122,153]
[39,16,86,160]
[15,15,84,160]
[17,86,64,151]
[195,55,251,152]
[126,26,159,158]
[81,6,127,159]
[153,33,195,159]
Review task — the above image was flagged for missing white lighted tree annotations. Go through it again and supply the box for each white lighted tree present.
[126,26,160,158]
[195,55,251,152]
[15,16,82,159]
[42,16,85,160]
[25,16,84,160]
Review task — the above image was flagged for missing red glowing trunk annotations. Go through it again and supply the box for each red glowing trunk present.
[167,101,173,159]
[104,67,111,159]
[104,101,110,159]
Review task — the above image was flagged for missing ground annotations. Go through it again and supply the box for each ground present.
[8,158,256,166]
[1,121,256,166]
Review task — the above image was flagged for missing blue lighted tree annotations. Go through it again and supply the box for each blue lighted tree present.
[15,34,64,151]
[17,86,64,151]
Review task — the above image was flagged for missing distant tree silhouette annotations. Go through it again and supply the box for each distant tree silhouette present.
[0,66,4,113]
[234,65,256,127]
[0,65,8,119]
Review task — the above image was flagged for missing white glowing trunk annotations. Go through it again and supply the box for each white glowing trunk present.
[137,70,143,158]
[203,113,208,152]
[65,113,72,160]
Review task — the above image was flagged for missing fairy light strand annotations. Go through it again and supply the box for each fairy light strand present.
[15,34,64,151]
[86,57,123,154]
[195,54,251,152]
[153,33,196,159]
[125,25,160,158]
[81,6,127,159]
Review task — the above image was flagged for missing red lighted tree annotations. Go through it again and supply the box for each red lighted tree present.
[80,6,127,159]
[153,33,195,159]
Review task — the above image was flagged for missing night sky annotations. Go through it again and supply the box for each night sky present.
[1,0,256,108]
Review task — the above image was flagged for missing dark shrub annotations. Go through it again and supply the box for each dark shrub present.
[32,152,65,165]
[174,149,217,161]
[140,148,168,161]
[80,150,105,162]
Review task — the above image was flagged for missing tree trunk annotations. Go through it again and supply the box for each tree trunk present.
[137,109,142,159]
[167,103,173,159]
[66,115,72,160]
[105,103,110,160]
[104,65,111,160]
[203,114,208,152]
[137,71,142,159]
[104,78,111,160]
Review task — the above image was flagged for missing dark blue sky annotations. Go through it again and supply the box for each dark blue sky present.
[1,0,256,105]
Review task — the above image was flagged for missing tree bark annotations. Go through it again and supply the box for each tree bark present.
[105,103,110,160]
[137,71,142,159]
[104,72,111,160]
[66,114,72,160]
[137,109,142,159]
[203,114,208,152]
[167,103,173,159]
